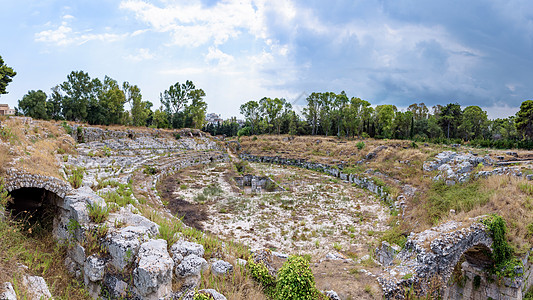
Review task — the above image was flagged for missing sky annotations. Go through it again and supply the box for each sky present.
[1,0,533,119]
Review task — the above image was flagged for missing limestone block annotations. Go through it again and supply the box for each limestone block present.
[375,241,400,266]
[324,290,341,300]
[106,226,148,271]
[170,241,205,259]
[133,239,174,299]
[175,254,208,278]
[84,255,106,282]
[196,289,227,300]
[0,282,16,300]
[22,276,52,300]
[70,242,86,265]
[211,260,233,277]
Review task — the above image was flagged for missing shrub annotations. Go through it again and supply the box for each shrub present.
[275,255,319,300]
[356,141,365,150]
[482,214,523,278]
[143,165,158,175]
[174,133,181,140]
[61,121,72,135]
[87,203,109,223]
[237,126,252,137]
[247,258,276,297]
[68,167,85,189]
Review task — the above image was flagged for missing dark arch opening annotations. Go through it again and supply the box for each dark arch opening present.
[6,188,62,234]
[462,244,493,269]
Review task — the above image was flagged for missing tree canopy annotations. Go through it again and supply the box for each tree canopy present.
[0,56,16,95]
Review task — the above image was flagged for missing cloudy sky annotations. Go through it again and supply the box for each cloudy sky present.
[1,0,532,119]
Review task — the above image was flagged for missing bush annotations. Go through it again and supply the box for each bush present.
[174,133,181,140]
[275,255,319,300]
[68,167,85,189]
[87,203,109,223]
[143,165,158,175]
[247,258,276,297]
[237,126,252,137]
[356,141,365,150]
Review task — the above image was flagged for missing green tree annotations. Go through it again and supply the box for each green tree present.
[184,90,207,129]
[375,104,397,138]
[0,56,16,95]
[392,110,413,139]
[303,92,322,135]
[47,85,63,120]
[259,97,284,134]
[240,100,261,135]
[458,105,488,140]
[60,71,99,122]
[18,90,48,119]
[124,83,146,126]
[153,108,170,128]
[516,100,533,140]
[318,92,335,136]
[333,91,348,136]
[438,103,462,139]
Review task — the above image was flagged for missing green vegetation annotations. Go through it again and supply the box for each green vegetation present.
[356,141,365,150]
[0,55,16,95]
[275,255,321,300]
[247,258,276,297]
[87,203,109,223]
[101,183,136,207]
[482,215,523,278]
[67,167,85,189]
[426,180,490,224]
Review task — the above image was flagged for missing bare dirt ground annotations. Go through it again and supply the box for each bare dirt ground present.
[158,160,389,298]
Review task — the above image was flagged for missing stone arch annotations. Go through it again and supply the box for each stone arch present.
[3,169,72,228]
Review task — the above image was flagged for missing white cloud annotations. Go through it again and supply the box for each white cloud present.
[125,48,155,61]
[119,0,266,47]
[35,20,128,46]
[205,47,234,66]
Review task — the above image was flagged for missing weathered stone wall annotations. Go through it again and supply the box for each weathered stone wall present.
[239,153,395,204]
[3,168,71,198]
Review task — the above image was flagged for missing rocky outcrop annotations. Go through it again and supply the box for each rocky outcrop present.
[379,217,494,298]
[424,151,525,185]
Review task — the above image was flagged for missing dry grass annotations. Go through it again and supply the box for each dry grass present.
[0,117,75,179]
[198,266,267,300]
[0,216,90,299]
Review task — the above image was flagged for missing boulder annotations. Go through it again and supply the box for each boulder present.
[211,260,233,277]
[175,254,208,278]
[324,290,341,300]
[22,275,52,300]
[134,239,174,299]
[84,254,106,283]
[170,241,205,259]
[106,226,149,271]
[0,282,16,300]
[456,161,472,174]
[196,289,227,300]
[375,241,401,266]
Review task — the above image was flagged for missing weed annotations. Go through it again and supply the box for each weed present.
[143,165,158,175]
[67,167,85,189]
[87,203,109,223]
[356,141,365,150]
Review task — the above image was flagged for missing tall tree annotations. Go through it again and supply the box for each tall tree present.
[185,89,207,129]
[18,90,48,119]
[239,100,260,134]
[375,104,397,138]
[516,100,533,140]
[0,56,16,95]
[47,86,63,120]
[60,71,99,122]
[303,92,322,135]
[259,97,284,134]
[333,91,348,136]
[458,105,488,140]
[438,103,462,139]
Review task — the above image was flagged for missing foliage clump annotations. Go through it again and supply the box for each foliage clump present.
[246,258,276,297]
[482,214,523,278]
[275,255,321,300]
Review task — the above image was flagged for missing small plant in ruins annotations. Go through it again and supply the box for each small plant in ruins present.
[67,167,84,188]
[87,203,109,223]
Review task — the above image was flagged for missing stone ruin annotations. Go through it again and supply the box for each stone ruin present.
[234,174,283,193]
[376,217,533,299]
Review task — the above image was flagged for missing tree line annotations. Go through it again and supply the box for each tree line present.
[16,70,208,129]
[238,93,533,149]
